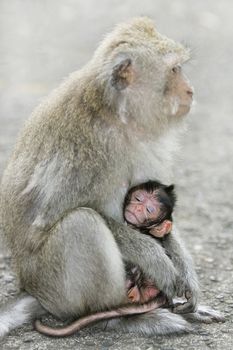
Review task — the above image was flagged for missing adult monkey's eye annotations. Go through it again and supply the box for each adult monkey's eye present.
[172,65,181,74]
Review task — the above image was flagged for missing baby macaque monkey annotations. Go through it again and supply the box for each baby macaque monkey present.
[123,181,176,304]
[123,180,176,238]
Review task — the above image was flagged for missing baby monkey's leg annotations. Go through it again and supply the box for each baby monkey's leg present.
[126,264,160,303]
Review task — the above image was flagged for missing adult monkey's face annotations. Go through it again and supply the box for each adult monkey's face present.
[162,63,193,118]
[96,17,194,133]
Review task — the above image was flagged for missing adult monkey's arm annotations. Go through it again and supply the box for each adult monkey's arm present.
[106,217,178,300]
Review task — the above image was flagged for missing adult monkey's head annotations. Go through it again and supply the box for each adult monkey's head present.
[94,17,193,134]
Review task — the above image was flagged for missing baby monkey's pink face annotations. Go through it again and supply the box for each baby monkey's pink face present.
[124,189,160,226]
[124,188,173,238]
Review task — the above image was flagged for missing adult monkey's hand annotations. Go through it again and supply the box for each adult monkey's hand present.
[162,228,199,313]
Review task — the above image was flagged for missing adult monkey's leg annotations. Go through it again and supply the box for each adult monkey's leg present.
[25,208,127,318]
[0,208,193,336]
[31,208,191,336]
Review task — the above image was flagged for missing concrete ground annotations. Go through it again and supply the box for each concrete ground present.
[0,0,233,349]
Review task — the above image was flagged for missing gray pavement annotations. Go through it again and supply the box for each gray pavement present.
[0,0,233,349]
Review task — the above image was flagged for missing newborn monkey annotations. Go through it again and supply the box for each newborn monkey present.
[124,180,176,304]
[124,180,176,238]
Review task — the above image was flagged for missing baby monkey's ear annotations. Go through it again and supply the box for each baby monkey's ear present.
[165,184,175,193]
[164,184,177,206]
[111,58,135,90]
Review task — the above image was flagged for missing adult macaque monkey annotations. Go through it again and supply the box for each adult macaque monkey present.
[0,17,223,337]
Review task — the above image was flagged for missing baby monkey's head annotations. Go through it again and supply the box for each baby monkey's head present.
[123,180,176,237]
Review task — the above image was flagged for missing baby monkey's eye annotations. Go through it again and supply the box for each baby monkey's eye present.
[135,196,141,202]
[147,206,155,214]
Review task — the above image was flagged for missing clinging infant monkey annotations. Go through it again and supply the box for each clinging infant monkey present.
[124,180,175,305]
[123,180,175,238]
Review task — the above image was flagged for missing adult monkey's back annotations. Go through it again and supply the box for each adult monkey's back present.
[0,17,201,336]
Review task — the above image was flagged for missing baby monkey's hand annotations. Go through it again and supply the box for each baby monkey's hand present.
[149,220,173,238]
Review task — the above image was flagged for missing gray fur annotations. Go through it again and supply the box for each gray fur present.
[0,17,218,337]
[162,226,200,312]
[182,305,225,324]
[0,294,45,337]
[103,305,225,335]
[102,308,192,335]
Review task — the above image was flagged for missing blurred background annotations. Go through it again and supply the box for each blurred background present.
[0,0,233,167]
[0,1,233,349]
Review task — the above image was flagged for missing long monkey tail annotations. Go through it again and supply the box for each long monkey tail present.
[35,298,165,337]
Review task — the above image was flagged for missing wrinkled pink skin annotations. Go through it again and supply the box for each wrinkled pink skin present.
[124,189,172,238]
[127,280,160,303]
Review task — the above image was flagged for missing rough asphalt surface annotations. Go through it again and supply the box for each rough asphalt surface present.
[0,0,232,349]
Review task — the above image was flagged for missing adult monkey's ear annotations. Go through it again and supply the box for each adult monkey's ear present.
[111,58,135,90]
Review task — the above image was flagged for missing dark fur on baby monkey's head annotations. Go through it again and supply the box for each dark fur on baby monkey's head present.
[123,180,176,231]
